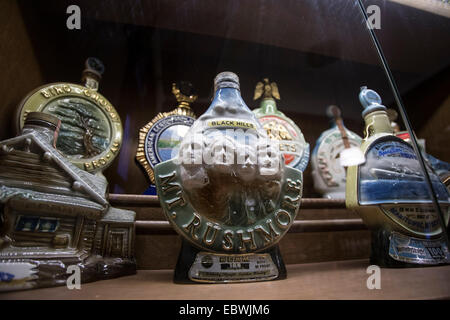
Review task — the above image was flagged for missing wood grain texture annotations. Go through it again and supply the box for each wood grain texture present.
[2,259,449,300]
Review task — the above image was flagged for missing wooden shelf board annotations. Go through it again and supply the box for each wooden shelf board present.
[108,194,347,209]
[135,219,367,235]
[2,259,449,300]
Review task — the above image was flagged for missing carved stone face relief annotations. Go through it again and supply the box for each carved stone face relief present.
[235,146,257,182]
[257,143,282,178]
[207,135,237,174]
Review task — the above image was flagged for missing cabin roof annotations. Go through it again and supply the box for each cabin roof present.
[0,131,108,213]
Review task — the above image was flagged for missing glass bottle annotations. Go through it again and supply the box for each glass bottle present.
[311,105,362,199]
[346,87,449,267]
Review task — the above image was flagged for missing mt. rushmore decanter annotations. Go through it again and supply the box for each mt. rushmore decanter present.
[154,72,303,283]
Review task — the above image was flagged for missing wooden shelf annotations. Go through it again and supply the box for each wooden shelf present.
[135,219,366,235]
[2,259,449,300]
[108,194,347,209]
[107,194,366,235]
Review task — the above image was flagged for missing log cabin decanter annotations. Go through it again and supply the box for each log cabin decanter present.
[311,105,362,199]
[252,78,309,172]
[16,58,122,174]
[346,87,450,267]
[0,112,135,291]
[136,82,197,195]
[154,72,303,283]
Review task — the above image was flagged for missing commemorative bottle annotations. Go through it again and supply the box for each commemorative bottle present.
[252,78,309,172]
[311,105,362,199]
[15,58,123,175]
[136,82,197,194]
[346,86,450,267]
[154,72,303,283]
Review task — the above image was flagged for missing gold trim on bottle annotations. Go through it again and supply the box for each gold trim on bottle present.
[136,82,197,184]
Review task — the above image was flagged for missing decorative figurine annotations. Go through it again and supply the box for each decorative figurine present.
[253,78,309,172]
[15,58,122,174]
[136,81,197,194]
[346,87,450,267]
[311,105,362,199]
[0,112,136,291]
[154,72,303,283]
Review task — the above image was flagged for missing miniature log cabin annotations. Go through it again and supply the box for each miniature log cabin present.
[0,112,136,291]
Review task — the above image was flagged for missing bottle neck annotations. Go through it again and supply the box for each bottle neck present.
[84,77,99,91]
[260,98,278,114]
[82,71,100,91]
[329,119,338,129]
[210,87,247,111]
[363,110,393,139]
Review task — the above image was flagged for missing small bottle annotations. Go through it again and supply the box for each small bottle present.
[252,78,309,172]
[346,87,450,267]
[15,58,123,174]
[311,105,362,199]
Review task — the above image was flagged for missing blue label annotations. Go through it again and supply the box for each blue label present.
[295,143,310,172]
[359,138,449,205]
[389,232,450,264]
[0,271,15,282]
[144,115,195,169]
